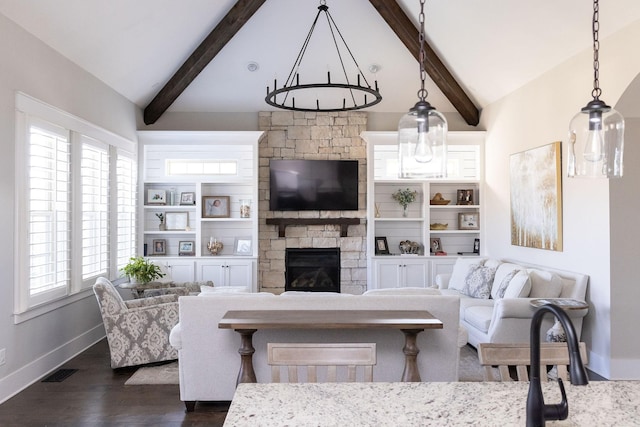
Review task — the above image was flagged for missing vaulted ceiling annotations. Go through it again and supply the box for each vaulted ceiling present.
[2,0,640,126]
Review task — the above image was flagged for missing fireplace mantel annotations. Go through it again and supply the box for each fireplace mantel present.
[266,218,360,237]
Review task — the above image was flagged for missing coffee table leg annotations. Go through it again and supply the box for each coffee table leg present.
[235,329,257,385]
[401,329,424,382]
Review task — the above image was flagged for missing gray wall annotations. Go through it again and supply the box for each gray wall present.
[0,14,139,402]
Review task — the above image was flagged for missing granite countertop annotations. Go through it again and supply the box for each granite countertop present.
[223,381,640,426]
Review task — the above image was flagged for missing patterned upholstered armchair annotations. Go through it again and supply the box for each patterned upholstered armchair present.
[93,277,179,368]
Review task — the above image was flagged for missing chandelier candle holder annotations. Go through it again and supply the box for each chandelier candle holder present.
[568,0,624,178]
[398,0,447,179]
[265,0,382,112]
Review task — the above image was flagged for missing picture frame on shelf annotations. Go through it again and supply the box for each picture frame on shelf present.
[430,238,442,254]
[147,189,167,205]
[473,238,480,254]
[374,236,390,255]
[180,192,196,205]
[152,239,166,255]
[202,196,230,218]
[458,212,480,230]
[165,211,190,230]
[234,237,252,255]
[178,240,195,256]
[456,189,474,205]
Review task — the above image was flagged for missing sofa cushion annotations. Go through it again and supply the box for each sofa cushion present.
[503,270,532,298]
[464,305,494,333]
[528,269,563,298]
[449,257,486,292]
[461,264,496,299]
[490,263,524,299]
[439,288,465,297]
[459,297,494,314]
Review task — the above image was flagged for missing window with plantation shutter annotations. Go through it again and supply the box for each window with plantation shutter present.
[80,137,110,283]
[27,121,71,303]
[15,93,137,318]
[116,153,136,272]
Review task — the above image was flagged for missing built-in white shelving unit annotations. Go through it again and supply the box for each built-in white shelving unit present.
[362,131,485,290]
[137,131,262,291]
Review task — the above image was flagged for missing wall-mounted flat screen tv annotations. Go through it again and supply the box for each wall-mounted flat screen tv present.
[269,159,359,211]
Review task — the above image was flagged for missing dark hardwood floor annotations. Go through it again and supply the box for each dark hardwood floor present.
[0,339,228,426]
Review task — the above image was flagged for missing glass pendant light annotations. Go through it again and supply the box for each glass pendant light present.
[568,0,624,178]
[398,0,447,179]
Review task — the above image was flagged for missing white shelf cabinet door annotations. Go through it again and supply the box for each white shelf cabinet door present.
[196,259,254,289]
[375,260,403,289]
[196,259,227,285]
[226,260,254,287]
[374,258,429,289]
[403,260,430,287]
[151,258,195,282]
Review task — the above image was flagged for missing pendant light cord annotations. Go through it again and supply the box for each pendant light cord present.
[591,0,602,101]
[418,0,428,102]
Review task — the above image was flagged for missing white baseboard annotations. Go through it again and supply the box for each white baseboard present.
[0,325,105,404]
[586,349,610,379]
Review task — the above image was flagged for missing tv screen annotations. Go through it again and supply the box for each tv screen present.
[269,159,359,211]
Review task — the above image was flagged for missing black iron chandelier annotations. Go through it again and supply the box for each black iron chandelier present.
[265,0,382,112]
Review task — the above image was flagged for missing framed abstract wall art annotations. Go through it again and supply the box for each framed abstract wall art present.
[509,141,563,251]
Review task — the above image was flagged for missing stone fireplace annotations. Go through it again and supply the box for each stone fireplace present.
[258,111,368,295]
[285,248,341,293]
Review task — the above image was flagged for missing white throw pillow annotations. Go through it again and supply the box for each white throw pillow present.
[491,263,524,299]
[492,270,518,299]
[461,264,496,299]
[280,291,352,297]
[527,269,563,298]
[483,259,502,270]
[449,257,486,292]
[503,270,532,298]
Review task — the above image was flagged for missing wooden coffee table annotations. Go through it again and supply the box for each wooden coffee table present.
[218,309,443,384]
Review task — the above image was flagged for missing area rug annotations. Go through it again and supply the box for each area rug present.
[124,345,491,385]
[458,344,489,382]
[125,361,179,385]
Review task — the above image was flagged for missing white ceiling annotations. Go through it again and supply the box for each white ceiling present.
[1,0,640,117]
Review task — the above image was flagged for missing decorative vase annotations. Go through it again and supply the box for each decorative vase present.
[207,238,223,255]
[402,206,408,217]
[240,199,251,218]
[159,223,166,231]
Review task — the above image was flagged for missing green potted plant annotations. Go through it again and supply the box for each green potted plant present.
[156,213,165,231]
[392,188,418,217]
[121,256,164,285]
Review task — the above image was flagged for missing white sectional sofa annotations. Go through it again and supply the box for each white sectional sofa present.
[436,257,589,347]
[169,291,460,409]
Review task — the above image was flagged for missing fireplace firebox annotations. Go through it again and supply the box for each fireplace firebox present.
[285,248,340,293]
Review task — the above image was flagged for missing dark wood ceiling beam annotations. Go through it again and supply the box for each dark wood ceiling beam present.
[143,0,267,125]
[369,0,479,126]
